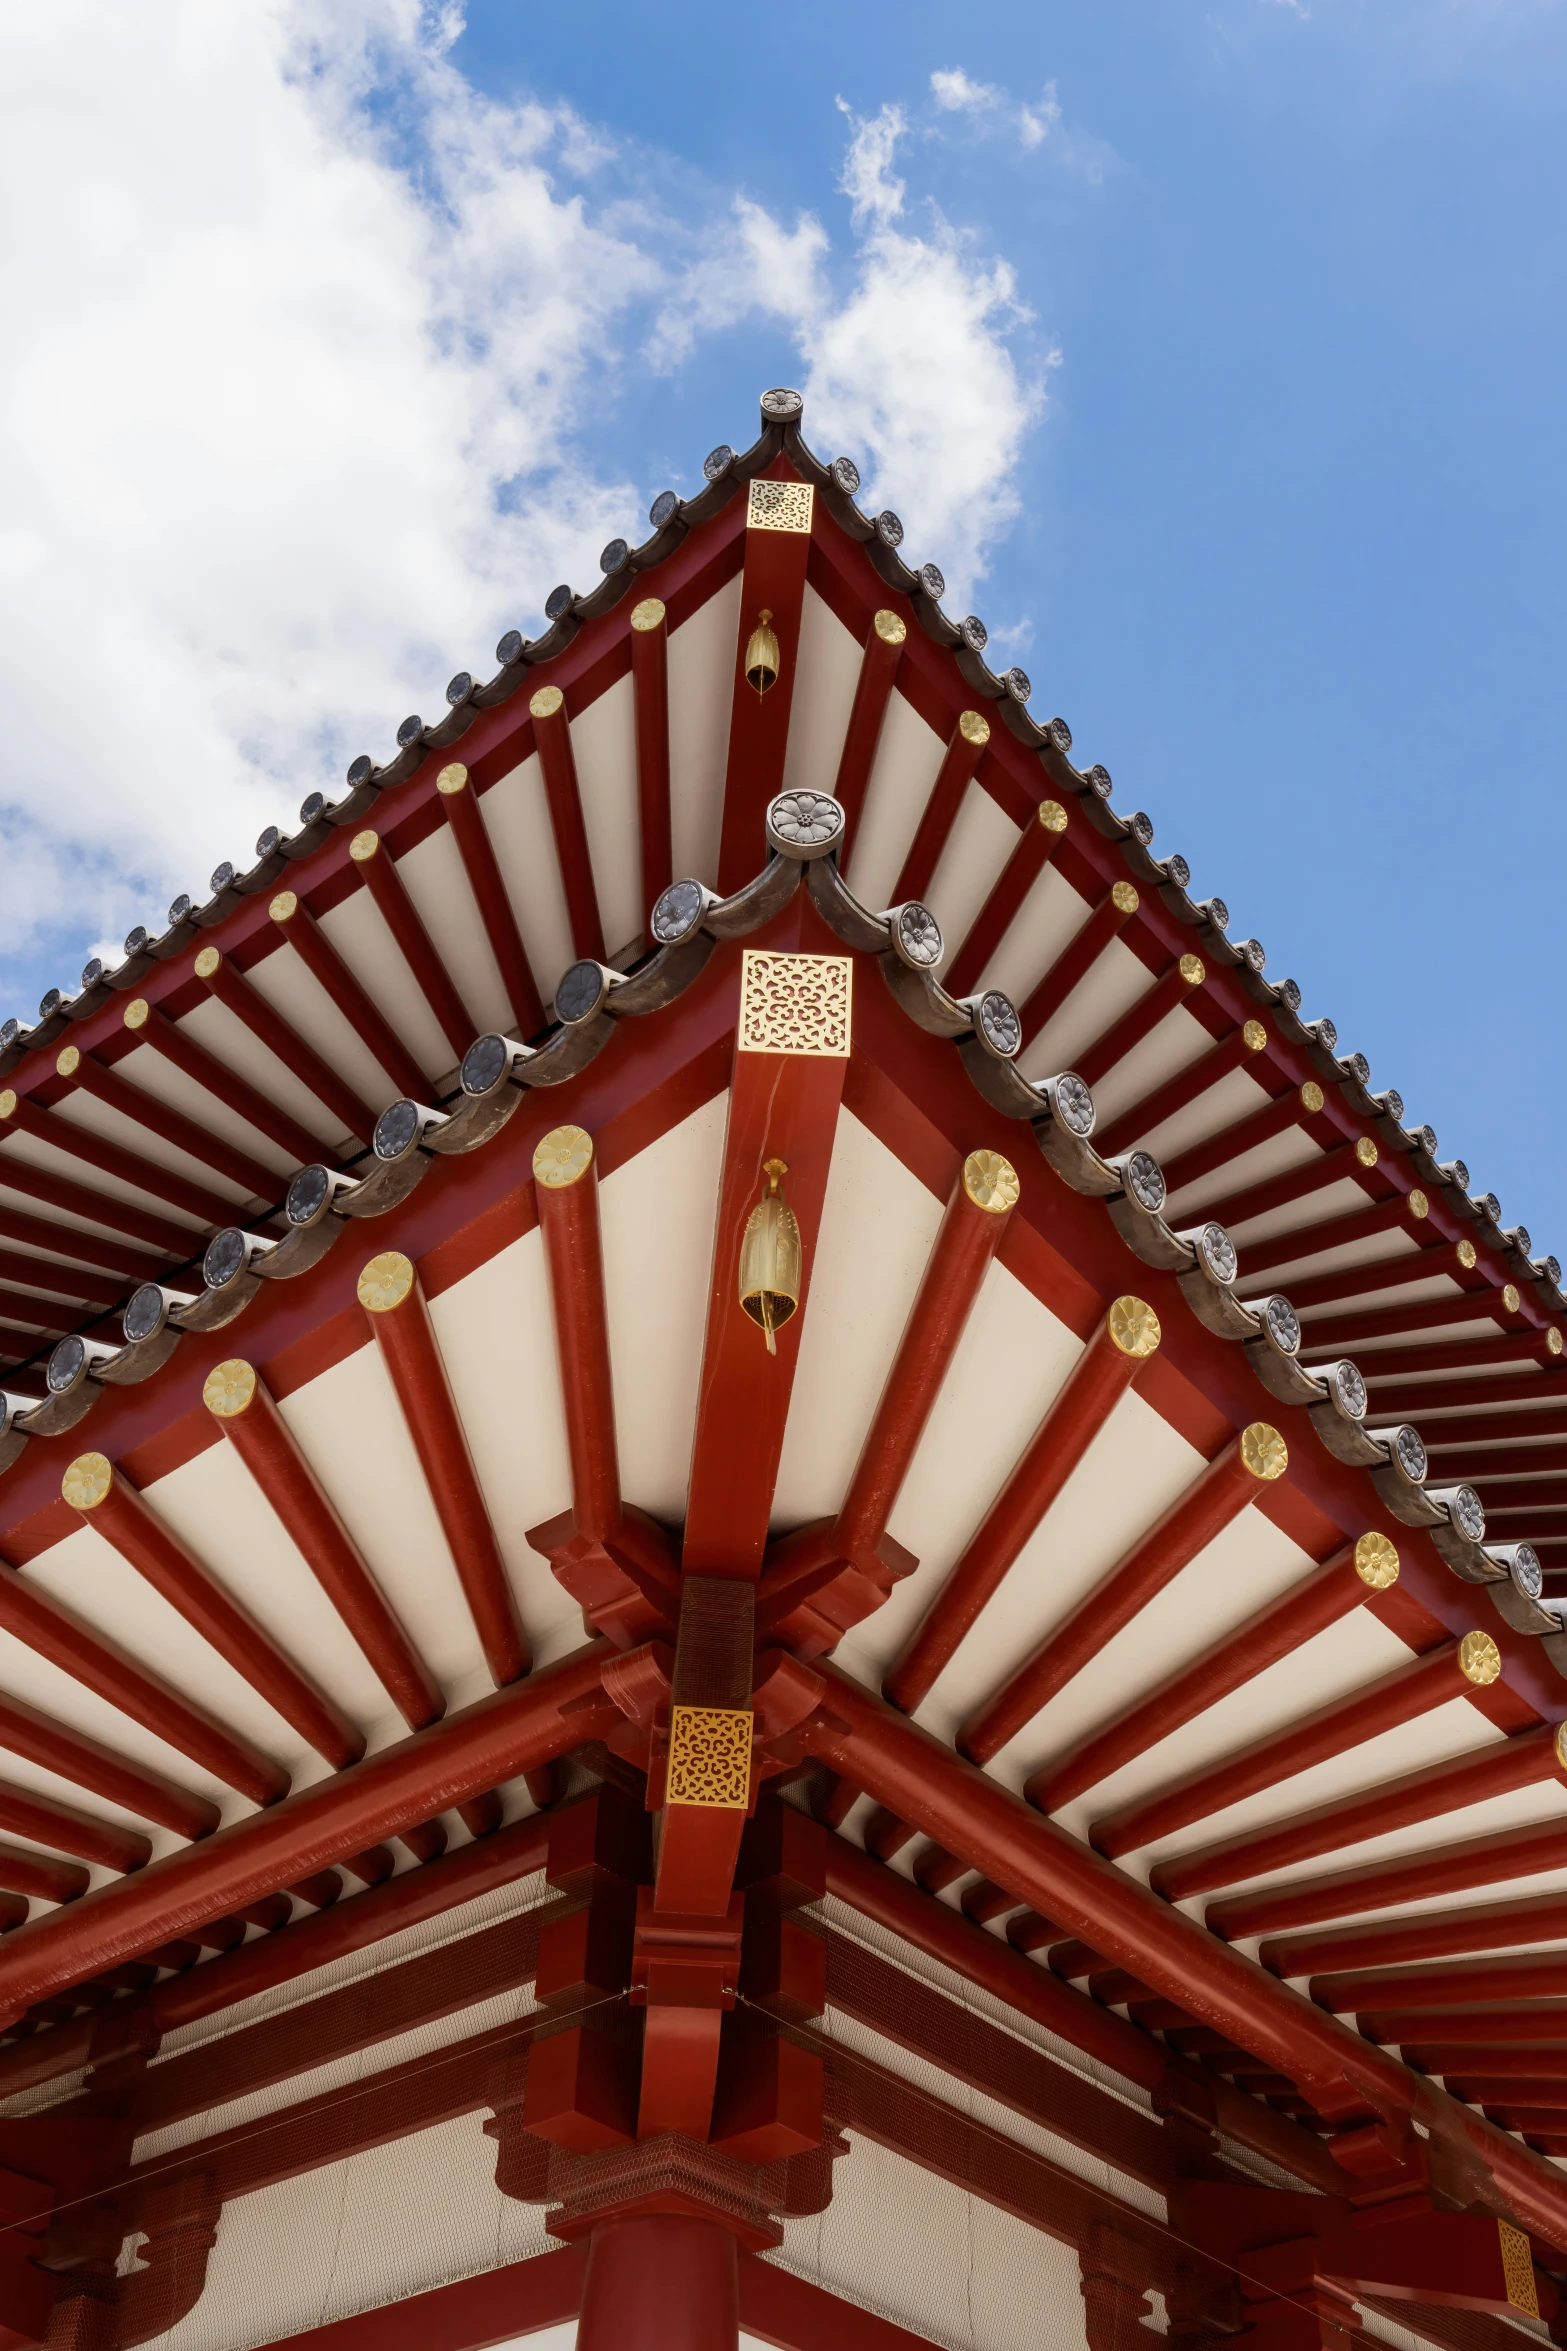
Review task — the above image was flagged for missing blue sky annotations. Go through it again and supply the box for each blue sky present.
[1,0,1563,1252]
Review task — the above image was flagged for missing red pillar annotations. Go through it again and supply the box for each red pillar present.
[577,2215,738,2351]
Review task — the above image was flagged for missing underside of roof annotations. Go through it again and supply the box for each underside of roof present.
[0,388,1564,2351]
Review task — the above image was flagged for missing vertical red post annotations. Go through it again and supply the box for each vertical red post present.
[832,608,906,850]
[436,763,545,1038]
[577,2215,738,2351]
[891,711,991,906]
[530,687,606,963]
[630,597,672,925]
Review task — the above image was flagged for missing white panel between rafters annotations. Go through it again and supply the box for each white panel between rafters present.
[0,1128,207,1239]
[1237,1225,1424,1297]
[569,668,641,959]
[1076,1001,1218,1128]
[983,860,1089,1019]
[1027,938,1166,1083]
[924,786,1020,956]
[1133,1063,1275,1166]
[454,752,575,1014]
[387,821,512,1041]
[668,571,740,887]
[0,1174,163,1256]
[779,584,862,804]
[242,945,401,1118]
[844,687,946,911]
[1294,1273,1460,1324]
[1164,1127,1321,1224]
[144,1001,343,1157]
[314,887,452,1085]
[1228,1173,1370,1248]
[46,1091,258,1212]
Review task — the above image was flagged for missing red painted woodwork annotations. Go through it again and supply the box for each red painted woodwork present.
[1360,1332,1559,1382]
[0,1780,146,1876]
[0,1093,230,1230]
[831,611,905,848]
[1367,1371,1567,1419]
[0,1250,120,1312]
[1074,955,1207,1091]
[1160,1726,1562,1904]
[69,1460,357,1783]
[1314,1948,1567,2014]
[1208,1812,1567,1943]
[0,1641,617,2017]
[794,1660,1567,2252]
[531,691,606,963]
[1263,1889,1567,1982]
[1196,1139,1387,1234]
[1093,1021,1272,1158]
[0,1292,68,1337]
[891,711,991,907]
[271,891,430,1104]
[1093,1641,1474,1858]
[1360,2006,1567,2047]
[435,765,545,1039]
[0,1686,216,1843]
[578,2214,738,2351]
[0,1845,85,1904]
[959,1428,1279,1765]
[0,1130,188,1256]
[630,602,672,924]
[209,1364,446,1729]
[683,952,850,1577]
[945,799,1068,1000]
[1239,1193,1435,1280]
[0,1205,155,1284]
[191,950,375,1148]
[760,1159,1015,1652]
[715,488,814,895]
[1030,1536,1382,1814]
[1282,1244,1474,1315]
[351,831,476,1062]
[1017,884,1137,1047]
[55,1046,279,1202]
[884,1303,1156,1719]
[1302,1288,1510,1353]
[361,1258,528,1686]
[1161,1085,1321,1198]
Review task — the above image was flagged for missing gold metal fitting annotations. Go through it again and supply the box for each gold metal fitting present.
[744,610,780,697]
[194,945,221,979]
[959,710,991,747]
[1457,1238,1477,1269]
[1242,1020,1267,1053]
[0,1091,14,1120]
[1299,1081,1324,1114]
[62,1453,112,1511]
[666,1705,753,1808]
[1503,1283,1521,1313]
[1459,1630,1502,1686]
[436,762,469,796]
[1111,881,1139,914]
[1355,1137,1379,1169]
[630,597,666,634]
[1499,2219,1540,2319]
[962,1150,1020,1213]
[1038,799,1068,833]
[1178,953,1204,985]
[56,1047,80,1078]
[530,685,565,721]
[1354,1531,1400,1588]
[123,998,149,1031]
[1408,1188,1429,1220]
[1556,1721,1567,1773]
[1107,1297,1161,1358]
[349,829,380,863]
[1239,1422,1288,1480]
[739,1158,800,1355]
[533,1125,594,1189]
[1550,1327,1564,1357]
[358,1252,415,1314]
[269,890,298,924]
[203,1359,258,1420]
[874,609,907,646]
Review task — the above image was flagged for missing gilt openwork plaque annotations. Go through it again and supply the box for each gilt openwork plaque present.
[738,950,852,1057]
[1498,2221,1540,2317]
[666,1705,753,1809]
[746,479,814,534]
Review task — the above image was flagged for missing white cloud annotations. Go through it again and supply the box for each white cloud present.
[930,68,1003,115]
[931,64,1064,150]
[0,8,1051,1009]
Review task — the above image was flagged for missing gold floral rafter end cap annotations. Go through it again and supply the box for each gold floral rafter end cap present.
[1107,1297,1161,1359]
[358,1252,416,1314]
[534,1125,594,1189]
[1353,1531,1400,1588]
[1239,1422,1288,1480]
[204,1359,258,1420]
[962,1150,1019,1214]
[62,1453,112,1511]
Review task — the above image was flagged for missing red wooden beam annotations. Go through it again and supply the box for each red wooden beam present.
[1468,1481,1567,1514]
[1016,882,1140,1048]
[683,947,851,1577]
[1301,1285,1511,1353]
[758,1149,1019,1653]
[0,1290,70,1336]
[348,830,476,1063]
[191,949,375,1148]
[1028,1531,1399,1814]
[883,1297,1162,1719]
[1359,1332,1561,1383]
[1238,1188,1434,1279]
[0,1116,188,1256]
[202,1358,445,1730]
[0,1089,230,1230]
[529,687,606,963]
[357,1250,528,1686]
[959,1419,1289,1766]
[1281,1237,1480,1315]
[1314,1948,1567,2016]
[0,1641,616,2018]
[630,597,672,925]
[891,711,992,907]
[1074,953,1206,1091]
[0,1685,216,1842]
[832,609,906,848]
[1366,1368,1567,1420]
[1092,1018,1272,1159]
[1160,1082,1327,1200]
[227,2247,588,2351]
[1263,1888,1567,1981]
[1194,1135,1385,1234]
[1155,1723,1563,1904]
[1093,1632,1498,1859]
[945,795,1068,1000]
[716,475,815,894]
[1434,1413,1567,1453]
[0,1777,148,1875]
[269,889,429,1105]
[1361,2005,1567,2048]
[0,1248,121,1313]
[63,1451,359,1782]
[434,764,545,1039]
[793,1660,1567,2250]
[1209,1811,1567,1943]
[0,1844,86,1904]
[54,1043,278,1203]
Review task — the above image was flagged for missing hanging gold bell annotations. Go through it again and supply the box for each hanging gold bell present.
[738,1158,801,1354]
[745,608,780,697]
